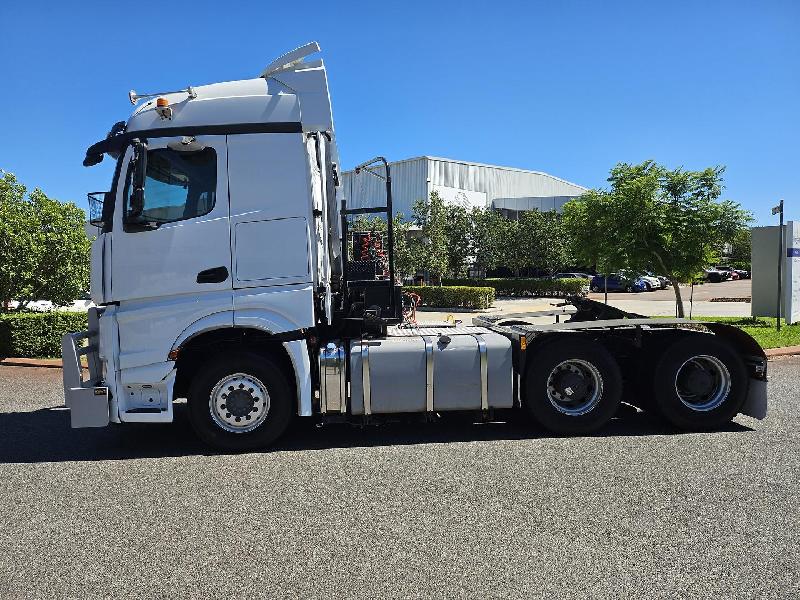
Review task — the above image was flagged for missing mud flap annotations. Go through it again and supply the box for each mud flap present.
[741,379,767,420]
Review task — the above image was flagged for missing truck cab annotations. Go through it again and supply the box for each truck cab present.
[64,43,768,450]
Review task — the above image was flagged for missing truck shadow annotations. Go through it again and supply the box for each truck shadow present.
[0,403,754,464]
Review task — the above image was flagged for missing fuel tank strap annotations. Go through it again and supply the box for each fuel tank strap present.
[472,334,489,410]
[362,343,372,415]
[422,336,435,411]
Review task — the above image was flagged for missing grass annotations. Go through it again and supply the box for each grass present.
[687,316,800,349]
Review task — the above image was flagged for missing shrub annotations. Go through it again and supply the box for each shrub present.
[0,311,88,358]
[404,286,495,309]
[441,278,587,298]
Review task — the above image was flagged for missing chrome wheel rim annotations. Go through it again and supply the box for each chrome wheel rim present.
[546,359,603,416]
[209,373,270,433]
[674,355,731,412]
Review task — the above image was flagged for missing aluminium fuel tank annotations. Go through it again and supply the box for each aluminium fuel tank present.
[349,326,513,415]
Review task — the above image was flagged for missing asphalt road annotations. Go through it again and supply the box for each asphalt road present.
[0,358,798,599]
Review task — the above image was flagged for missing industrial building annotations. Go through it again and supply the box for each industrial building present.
[341,156,588,219]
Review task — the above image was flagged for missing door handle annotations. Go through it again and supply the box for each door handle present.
[197,266,229,284]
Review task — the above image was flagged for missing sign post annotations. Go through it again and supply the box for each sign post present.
[772,200,784,331]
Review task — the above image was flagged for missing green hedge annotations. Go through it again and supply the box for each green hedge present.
[441,278,587,298]
[0,311,88,358]
[404,286,495,309]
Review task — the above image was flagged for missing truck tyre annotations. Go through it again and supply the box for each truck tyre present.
[187,352,293,451]
[524,338,622,434]
[650,335,747,430]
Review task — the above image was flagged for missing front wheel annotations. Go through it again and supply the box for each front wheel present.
[650,336,747,430]
[524,338,622,434]
[625,285,634,292]
[188,352,293,451]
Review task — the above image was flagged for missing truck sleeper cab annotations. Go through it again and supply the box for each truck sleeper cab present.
[63,43,768,451]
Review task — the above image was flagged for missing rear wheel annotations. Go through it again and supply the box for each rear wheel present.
[525,338,622,434]
[650,336,747,430]
[624,285,634,292]
[188,352,293,451]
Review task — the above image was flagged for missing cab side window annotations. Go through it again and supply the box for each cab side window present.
[125,147,217,226]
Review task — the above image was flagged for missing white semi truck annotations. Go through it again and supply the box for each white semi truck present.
[63,43,768,450]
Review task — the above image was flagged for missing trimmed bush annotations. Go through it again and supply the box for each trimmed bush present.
[0,311,88,358]
[441,278,587,298]
[404,286,495,309]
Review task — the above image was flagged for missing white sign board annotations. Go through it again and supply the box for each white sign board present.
[431,185,487,210]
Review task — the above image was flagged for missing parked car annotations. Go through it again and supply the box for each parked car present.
[619,270,660,292]
[637,274,661,292]
[590,274,645,293]
[644,271,670,289]
[704,268,730,283]
[716,265,750,280]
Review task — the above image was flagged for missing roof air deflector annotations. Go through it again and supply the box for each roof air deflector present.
[258,41,321,78]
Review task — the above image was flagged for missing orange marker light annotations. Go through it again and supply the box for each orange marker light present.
[156,97,169,107]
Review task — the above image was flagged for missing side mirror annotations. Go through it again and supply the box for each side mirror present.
[129,140,148,218]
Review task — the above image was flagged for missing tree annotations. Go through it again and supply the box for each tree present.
[727,227,751,270]
[0,171,91,311]
[563,188,627,276]
[517,210,571,275]
[409,192,448,281]
[442,203,473,277]
[391,216,415,279]
[562,161,752,317]
[472,207,508,271]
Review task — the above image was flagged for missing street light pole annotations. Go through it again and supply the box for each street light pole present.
[773,200,784,332]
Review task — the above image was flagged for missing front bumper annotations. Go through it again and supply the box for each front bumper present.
[62,308,109,428]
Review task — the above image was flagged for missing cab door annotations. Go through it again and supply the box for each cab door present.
[111,135,230,301]
[110,135,232,370]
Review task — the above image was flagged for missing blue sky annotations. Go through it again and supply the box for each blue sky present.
[1,0,797,225]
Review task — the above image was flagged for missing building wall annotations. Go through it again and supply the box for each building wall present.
[341,156,587,219]
[341,157,429,219]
